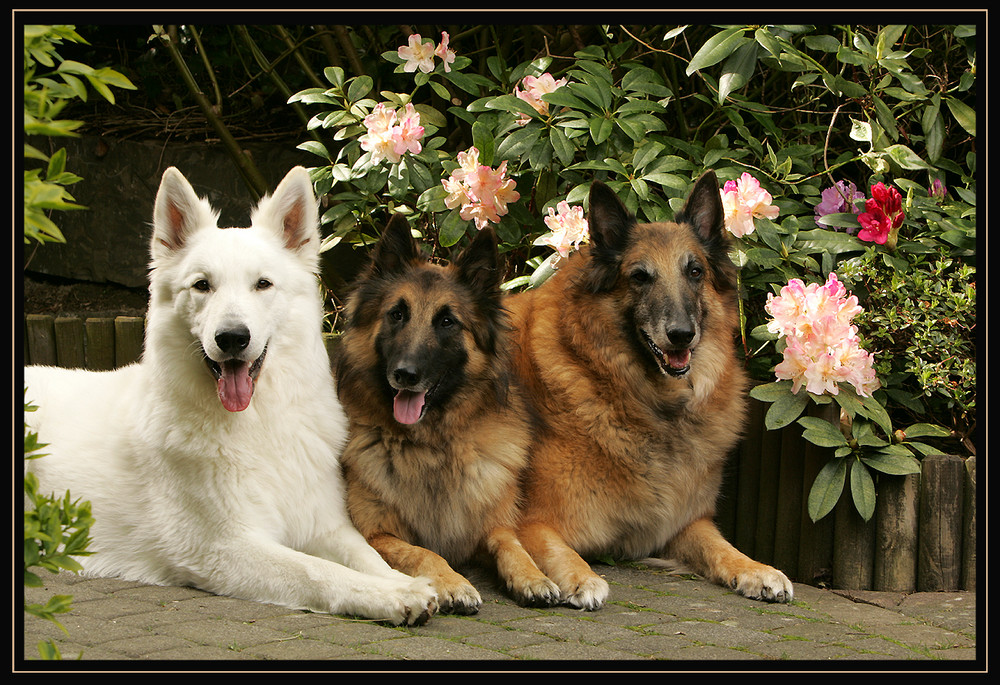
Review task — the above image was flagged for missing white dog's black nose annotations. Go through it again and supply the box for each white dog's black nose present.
[216,326,251,356]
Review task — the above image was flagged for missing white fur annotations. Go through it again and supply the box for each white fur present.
[23,167,437,625]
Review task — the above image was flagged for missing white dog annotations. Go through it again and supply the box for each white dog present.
[23,167,438,625]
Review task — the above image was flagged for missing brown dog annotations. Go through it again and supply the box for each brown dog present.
[507,172,794,609]
[333,215,559,614]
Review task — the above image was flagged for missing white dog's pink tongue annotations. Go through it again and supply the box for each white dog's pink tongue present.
[218,361,254,412]
[393,389,425,424]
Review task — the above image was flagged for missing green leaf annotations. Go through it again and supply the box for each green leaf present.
[686,27,748,76]
[718,40,758,103]
[901,422,952,439]
[542,89,598,115]
[850,460,877,521]
[764,390,810,430]
[549,126,575,166]
[815,212,862,230]
[944,96,976,137]
[347,75,373,102]
[798,416,849,448]
[749,380,794,403]
[808,458,847,522]
[437,208,468,248]
[861,450,921,476]
[588,116,613,145]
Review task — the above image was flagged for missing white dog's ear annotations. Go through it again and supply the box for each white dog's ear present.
[252,167,320,259]
[152,167,219,257]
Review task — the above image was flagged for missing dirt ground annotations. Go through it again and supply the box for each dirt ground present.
[22,272,149,319]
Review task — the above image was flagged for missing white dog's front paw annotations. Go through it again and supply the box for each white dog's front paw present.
[378,576,439,626]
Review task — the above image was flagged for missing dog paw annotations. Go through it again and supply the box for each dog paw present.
[379,576,440,626]
[510,575,561,608]
[437,582,482,615]
[731,566,794,604]
[562,575,609,611]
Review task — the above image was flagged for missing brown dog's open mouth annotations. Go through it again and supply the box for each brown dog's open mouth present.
[641,331,691,377]
[205,347,267,412]
[391,378,441,425]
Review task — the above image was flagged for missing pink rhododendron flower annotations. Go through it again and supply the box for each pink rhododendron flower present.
[434,31,456,73]
[390,103,424,158]
[360,102,424,165]
[857,182,904,245]
[536,201,589,261]
[719,173,779,237]
[398,34,436,73]
[814,180,865,231]
[765,273,878,397]
[442,147,520,230]
[513,73,568,126]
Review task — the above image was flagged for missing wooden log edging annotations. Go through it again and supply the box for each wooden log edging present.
[22,314,976,592]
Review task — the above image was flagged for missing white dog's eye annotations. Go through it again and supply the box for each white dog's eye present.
[256,278,273,291]
[192,279,211,292]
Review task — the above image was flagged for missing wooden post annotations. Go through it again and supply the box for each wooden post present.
[873,472,920,592]
[772,428,804,580]
[917,454,964,591]
[54,317,86,369]
[961,456,976,591]
[25,315,57,366]
[85,318,116,371]
[114,316,145,367]
[753,419,783,567]
[797,404,837,586]
[832,486,875,589]
[732,398,764,556]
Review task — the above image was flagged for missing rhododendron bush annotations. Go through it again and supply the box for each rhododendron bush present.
[288,23,975,520]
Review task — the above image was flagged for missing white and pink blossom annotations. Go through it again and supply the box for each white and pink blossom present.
[765,273,878,397]
[720,172,779,238]
[397,34,436,73]
[536,201,589,261]
[360,102,424,165]
[513,73,568,126]
[442,147,520,230]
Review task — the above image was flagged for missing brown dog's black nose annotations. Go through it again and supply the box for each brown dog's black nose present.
[392,364,421,388]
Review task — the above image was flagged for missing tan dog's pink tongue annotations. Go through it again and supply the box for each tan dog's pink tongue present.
[393,389,425,424]
[217,360,254,412]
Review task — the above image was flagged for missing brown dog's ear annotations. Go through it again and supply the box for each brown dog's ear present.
[583,181,635,293]
[372,214,421,277]
[454,226,501,296]
[676,170,738,291]
[676,170,727,244]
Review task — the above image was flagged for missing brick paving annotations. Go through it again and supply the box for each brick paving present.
[19,561,980,669]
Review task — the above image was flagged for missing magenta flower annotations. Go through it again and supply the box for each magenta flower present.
[928,178,947,203]
[814,180,864,231]
[857,182,904,245]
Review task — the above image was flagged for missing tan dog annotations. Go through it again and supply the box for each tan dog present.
[507,172,794,609]
[333,216,559,614]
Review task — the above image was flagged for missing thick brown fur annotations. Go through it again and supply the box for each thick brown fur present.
[506,172,794,609]
[333,215,559,614]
